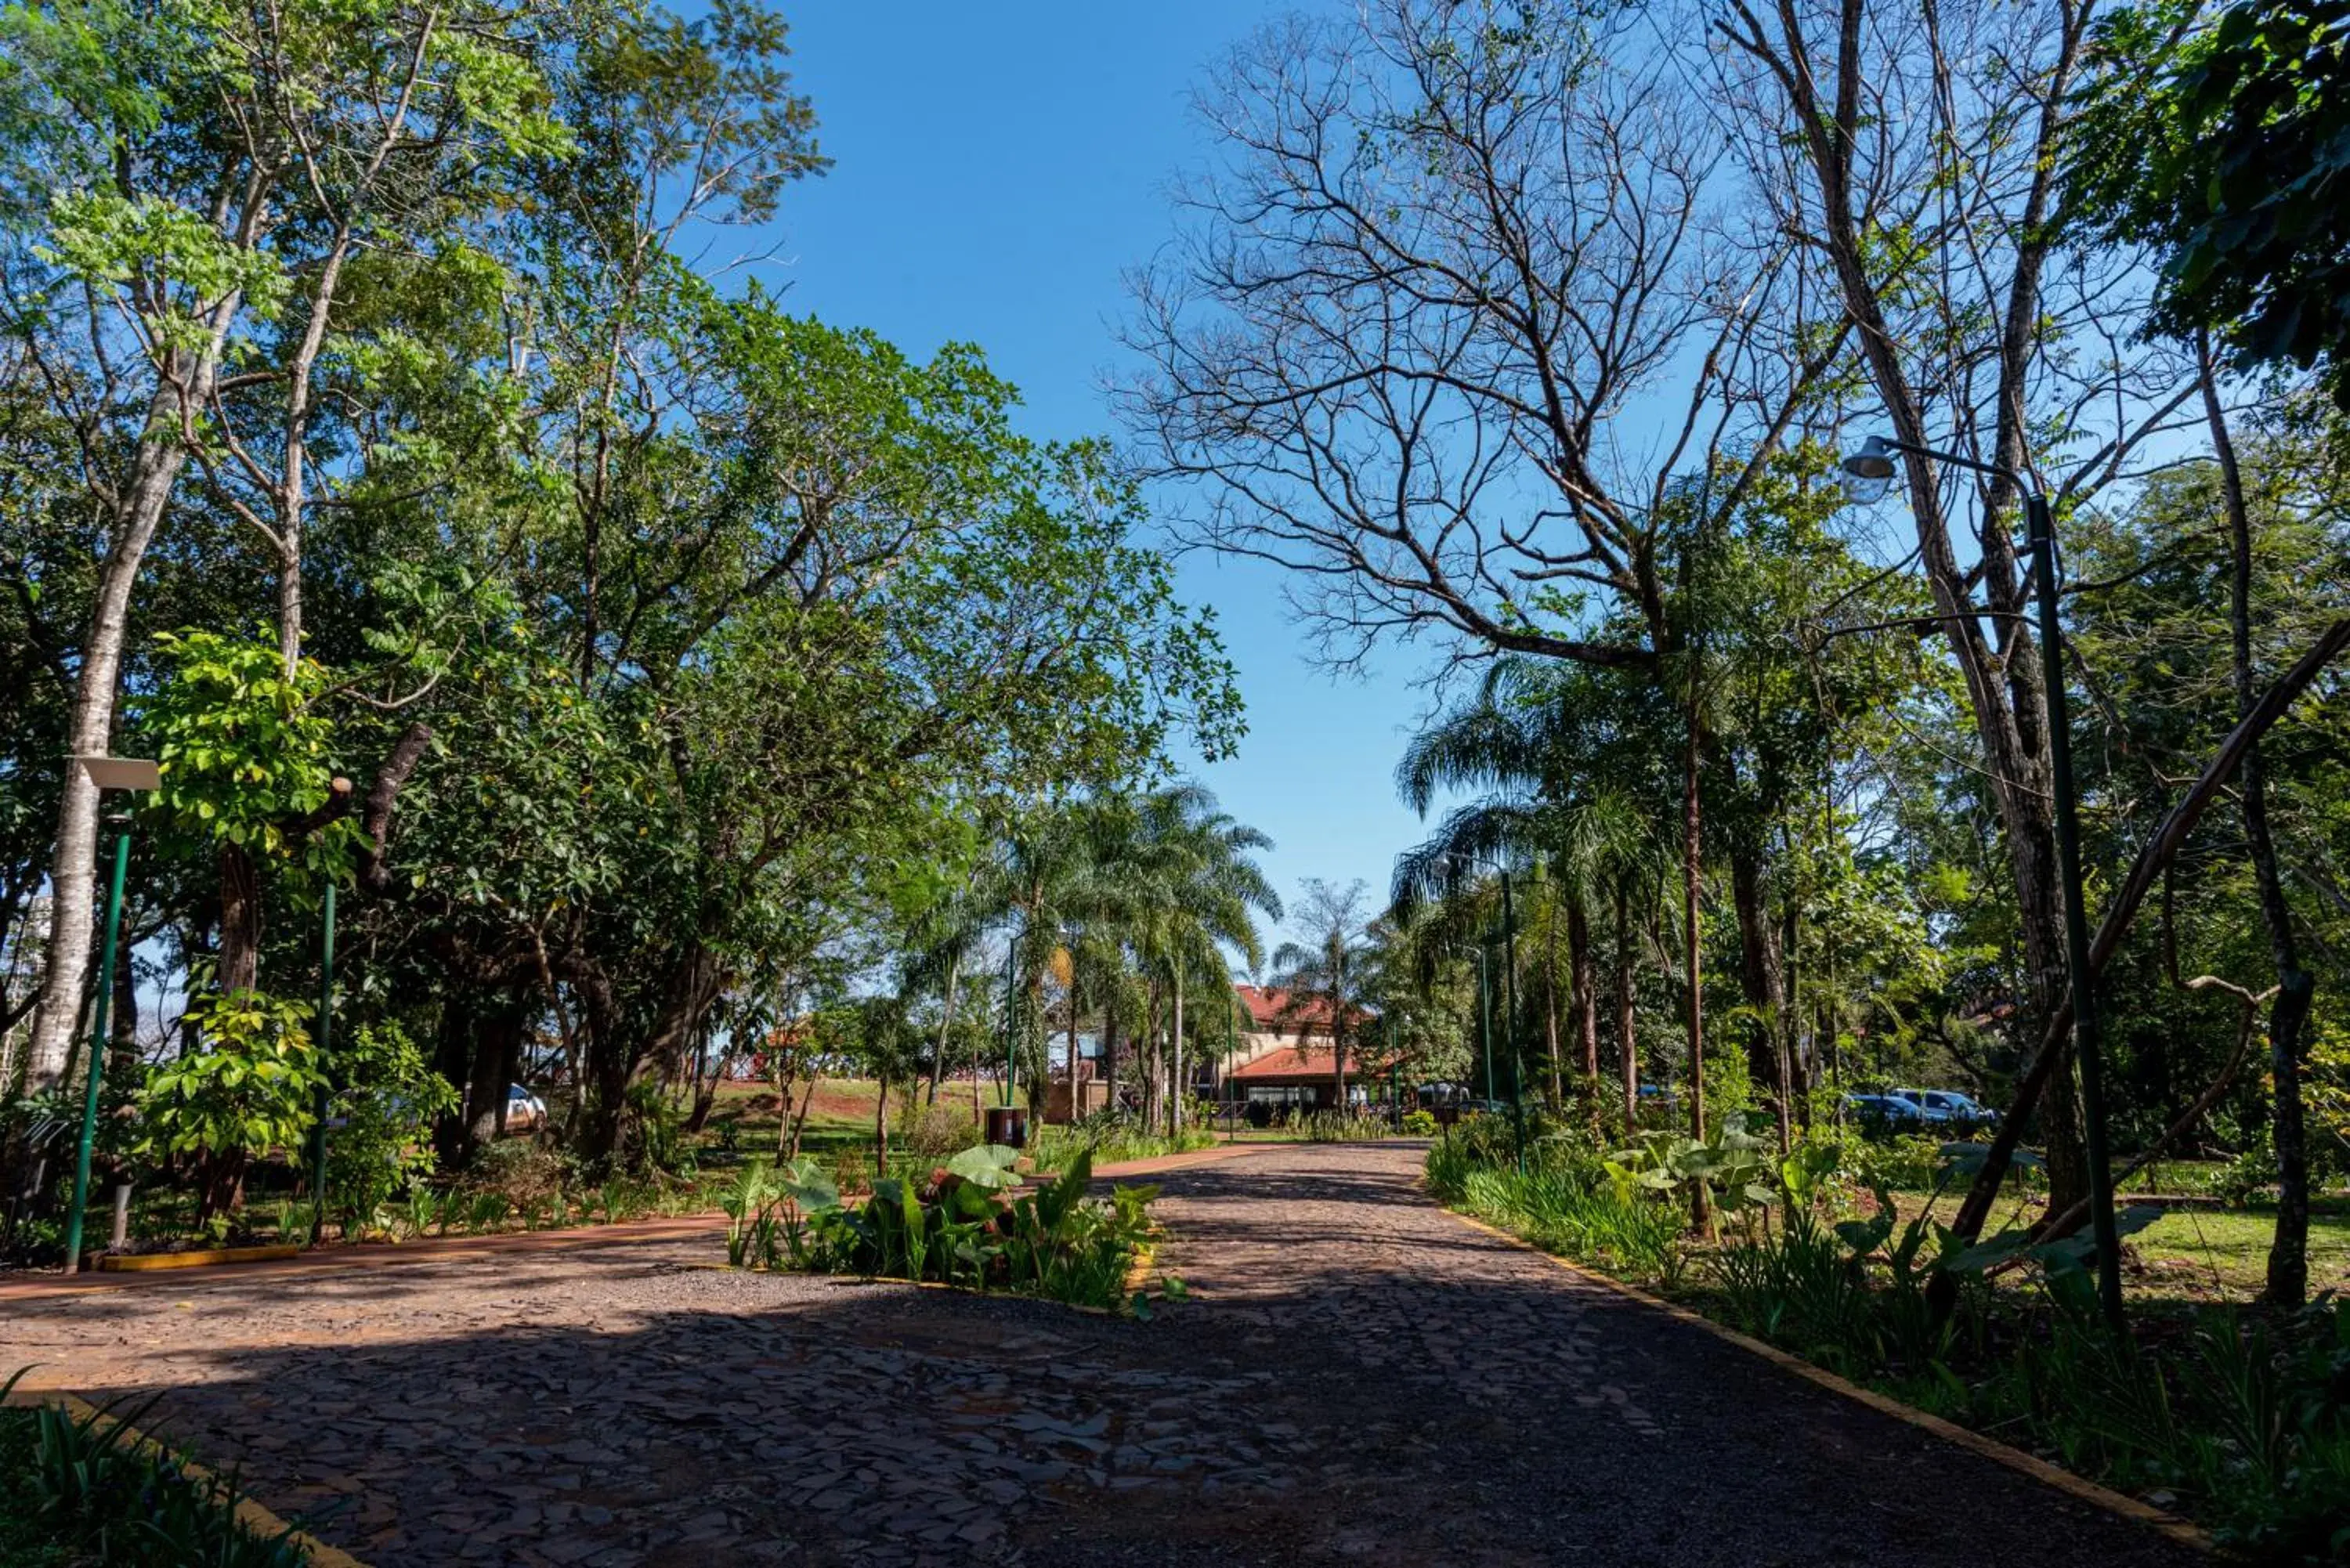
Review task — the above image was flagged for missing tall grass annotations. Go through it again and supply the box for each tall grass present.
[1427,1126,1684,1284]
[1025,1123,1216,1174]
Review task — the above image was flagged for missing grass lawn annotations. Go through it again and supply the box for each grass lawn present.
[2131,1205,2350,1298]
[1879,1187,2350,1302]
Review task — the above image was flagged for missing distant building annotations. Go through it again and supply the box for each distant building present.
[1202,985,1389,1115]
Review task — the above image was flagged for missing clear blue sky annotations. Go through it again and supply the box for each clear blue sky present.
[764,3,1453,936]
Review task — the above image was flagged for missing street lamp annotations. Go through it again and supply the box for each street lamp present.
[1838,432,2124,1333]
[62,753,158,1274]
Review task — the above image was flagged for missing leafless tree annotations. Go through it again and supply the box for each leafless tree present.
[1121,0,1843,676]
[1707,0,2207,1212]
[1120,0,1850,1169]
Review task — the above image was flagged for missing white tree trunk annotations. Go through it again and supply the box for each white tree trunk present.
[26,420,202,1089]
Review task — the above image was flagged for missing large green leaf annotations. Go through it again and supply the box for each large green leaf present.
[946,1143,1025,1190]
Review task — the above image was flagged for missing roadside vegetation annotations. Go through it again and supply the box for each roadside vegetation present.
[720,1144,1178,1314]
[0,1375,311,1566]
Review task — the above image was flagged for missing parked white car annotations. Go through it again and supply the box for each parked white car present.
[504,1084,548,1133]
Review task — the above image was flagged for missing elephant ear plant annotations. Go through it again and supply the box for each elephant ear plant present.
[723,1143,1176,1313]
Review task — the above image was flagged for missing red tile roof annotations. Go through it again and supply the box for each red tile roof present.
[1227,1043,1395,1082]
[1233,983,1369,1033]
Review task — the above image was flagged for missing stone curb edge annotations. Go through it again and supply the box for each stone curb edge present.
[1438,1207,2217,1558]
[5,1388,369,1568]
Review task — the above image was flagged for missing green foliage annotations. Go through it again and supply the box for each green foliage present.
[728,1143,1168,1312]
[1401,1108,1437,1135]
[2074,1,2350,404]
[1300,1110,1392,1142]
[1427,1118,1687,1282]
[1603,1112,1778,1215]
[0,1371,310,1566]
[136,992,321,1171]
[140,631,363,887]
[1025,1121,1213,1173]
[321,1022,457,1227]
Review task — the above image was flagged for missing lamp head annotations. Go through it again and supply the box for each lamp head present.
[74,754,161,793]
[1839,435,1897,505]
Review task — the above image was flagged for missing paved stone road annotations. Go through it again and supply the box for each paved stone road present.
[2,1143,2203,1567]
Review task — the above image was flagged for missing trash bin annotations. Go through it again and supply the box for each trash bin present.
[984,1105,1029,1149]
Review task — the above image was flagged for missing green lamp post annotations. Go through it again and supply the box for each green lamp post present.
[61,753,159,1275]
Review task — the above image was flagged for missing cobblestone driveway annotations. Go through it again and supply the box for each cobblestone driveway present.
[2,1143,2202,1567]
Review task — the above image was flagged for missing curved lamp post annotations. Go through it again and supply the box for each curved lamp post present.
[1839,434,2124,1333]
[62,753,158,1274]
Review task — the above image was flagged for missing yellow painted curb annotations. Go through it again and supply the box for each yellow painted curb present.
[1440,1207,2214,1556]
[97,1243,302,1273]
[1120,1242,1158,1301]
[4,1389,370,1567]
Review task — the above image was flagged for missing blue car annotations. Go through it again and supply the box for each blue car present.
[1846,1093,1928,1125]
[1890,1088,2000,1127]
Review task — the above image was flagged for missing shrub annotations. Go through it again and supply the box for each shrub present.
[324,1021,457,1231]
[1301,1110,1389,1142]
[1027,1115,1214,1172]
[729,1143,1170,1312]
[461,1139,567,1210]
[903,1104,980,1162]
[1401,1109,1437,1136]
[136,989,324,1225]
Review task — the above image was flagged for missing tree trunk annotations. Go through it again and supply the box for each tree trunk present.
[1067,959,1083,1111]
[1171,966,1185,1138]
[1142,980,1160,1132]
[685,1046,736,1136]
[1732,9,2093,1219]
[1730,845,1790,1153]
[1543,894,1564,1104]
[930,955,957,1104]
[27,290,247,1092]
[1103,998,1121,1115]
[107,927,139,1086]
[464,1006,523,1158]
[432,1003,474,1171]
[1568,891,1599,1097]
[2203,346,2316,1306]
[1781,891,1808,1125]
[873,1075,889,1176]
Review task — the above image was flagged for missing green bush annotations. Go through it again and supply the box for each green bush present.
[728,1144,1171,1312]
[901,1104,980,1162]
[1401,1109,1437,1136]
[1300,1110,1389,1142]
[324,1021,457,1231]
[1027,1117,1214,1172]
[136,990,324,1225]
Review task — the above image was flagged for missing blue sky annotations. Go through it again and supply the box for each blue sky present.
[763,3,1452,934]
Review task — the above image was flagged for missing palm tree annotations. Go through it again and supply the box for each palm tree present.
[956,796,1135,1110]
[1126,786,1280,1134]
[944,785,1278,1134]
[1392,657,1672,1129]
[1267,879,1377,1112]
